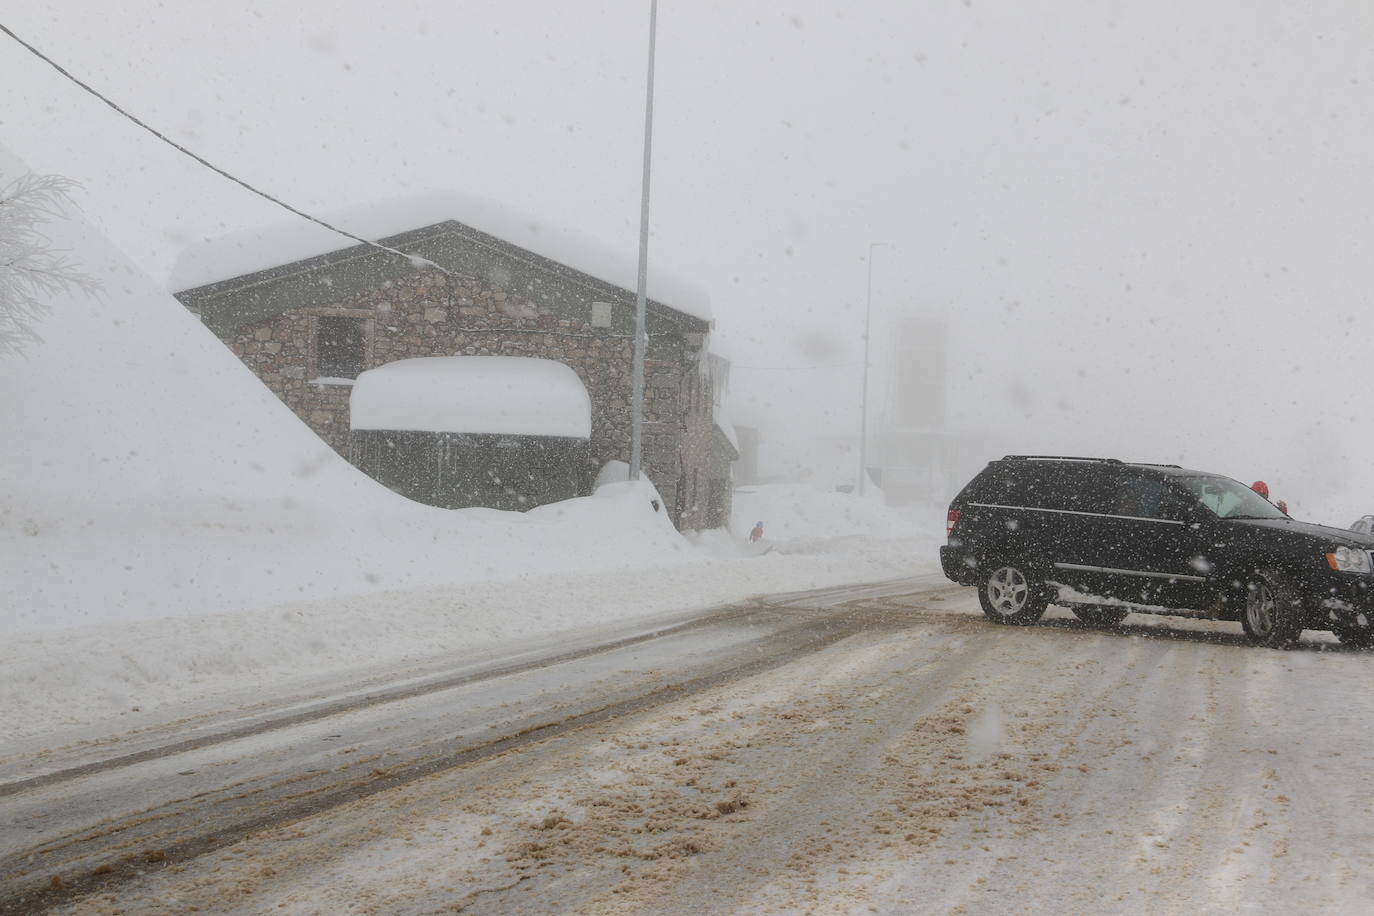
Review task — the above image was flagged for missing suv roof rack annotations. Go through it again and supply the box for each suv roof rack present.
[1001,455,1184,469]
[1002,455,1122,463]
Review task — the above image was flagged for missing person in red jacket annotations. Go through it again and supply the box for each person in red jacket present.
[749,521,764,543]
[1251,480,1290,515]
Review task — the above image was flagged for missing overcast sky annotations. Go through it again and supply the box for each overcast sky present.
[5,1,1374,519]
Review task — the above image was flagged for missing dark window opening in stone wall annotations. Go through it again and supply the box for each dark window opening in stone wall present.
[317,316,366,379]
[351,430,587,511]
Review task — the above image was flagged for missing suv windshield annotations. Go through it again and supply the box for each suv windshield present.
[1177,476,1288,520]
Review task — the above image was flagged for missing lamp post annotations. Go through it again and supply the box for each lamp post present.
[858,241,887,497]
[628,0,659,482]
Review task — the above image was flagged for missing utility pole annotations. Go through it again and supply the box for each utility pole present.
[629,0,659,481]
[858,241,886,496]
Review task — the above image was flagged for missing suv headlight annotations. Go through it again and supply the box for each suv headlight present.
[1326,546,1373,574]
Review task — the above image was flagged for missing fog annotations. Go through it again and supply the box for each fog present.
[4,1,1372,522]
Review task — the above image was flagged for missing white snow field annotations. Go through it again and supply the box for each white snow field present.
[0,168,933,745]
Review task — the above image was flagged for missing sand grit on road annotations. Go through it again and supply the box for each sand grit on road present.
[56,594,1374,915]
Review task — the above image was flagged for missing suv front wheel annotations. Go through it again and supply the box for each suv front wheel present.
[979,563,1050,626]
[1240,571,1304,648]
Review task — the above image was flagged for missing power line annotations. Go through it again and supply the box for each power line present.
[0,22,449,277]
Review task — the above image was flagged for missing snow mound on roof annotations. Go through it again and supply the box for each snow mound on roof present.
[350,356,591,438]
[168,191,712,321]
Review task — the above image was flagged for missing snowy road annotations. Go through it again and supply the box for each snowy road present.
[0,575,940,911]
[8,577,1374,914]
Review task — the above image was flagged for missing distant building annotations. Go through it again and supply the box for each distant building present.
[874,315,953,503]
[732,426,760,485]
[814,434,862,492]
[700,353,739,527]
[173,206,733,529]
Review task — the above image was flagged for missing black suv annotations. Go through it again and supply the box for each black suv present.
[941,455,1374,648]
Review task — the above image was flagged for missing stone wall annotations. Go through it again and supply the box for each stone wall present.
[219,266,721,527]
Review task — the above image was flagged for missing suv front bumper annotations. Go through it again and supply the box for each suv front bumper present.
[1309,570,1374,628]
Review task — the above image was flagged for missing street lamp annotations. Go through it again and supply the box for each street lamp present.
[858,241,888,497]
[628,0,659,482]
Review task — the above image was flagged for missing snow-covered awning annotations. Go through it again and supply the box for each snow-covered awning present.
[350,357,591,438]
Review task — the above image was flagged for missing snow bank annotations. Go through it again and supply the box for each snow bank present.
[1,467,927,744]
[730,483,936,542]
[350,356,591,437]
[0,527,930,744]
[168,191,712,321]
[718,484,943,575]
[595,460,631,489]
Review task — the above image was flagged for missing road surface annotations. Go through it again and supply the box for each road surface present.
[4,575,1374,914]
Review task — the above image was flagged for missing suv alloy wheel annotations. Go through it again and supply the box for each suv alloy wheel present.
[979,563,1050,625]
[1240,571,1304,648]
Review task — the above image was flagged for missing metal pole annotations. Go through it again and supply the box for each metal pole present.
[629,0,658,482]
[858,241,884,496]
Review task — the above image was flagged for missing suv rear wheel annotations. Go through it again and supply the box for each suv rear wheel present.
[1240,571,1304,648]
[979,563,1049,625]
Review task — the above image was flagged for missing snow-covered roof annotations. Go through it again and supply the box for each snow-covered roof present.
[170,191,712,321]
[349,356,591,438]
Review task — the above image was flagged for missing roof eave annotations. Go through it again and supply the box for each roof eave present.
[174,219,710,334]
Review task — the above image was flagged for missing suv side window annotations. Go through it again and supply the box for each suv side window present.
[1014,465,1060,510]
[1019,462,1114,514]
[1114,474,1168,519]
[1108,472,1197,521]
[963,460,1114,515]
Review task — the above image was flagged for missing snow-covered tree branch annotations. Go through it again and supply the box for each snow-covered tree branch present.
[0,173,97,358]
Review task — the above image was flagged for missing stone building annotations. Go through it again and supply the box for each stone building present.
[173,210,734,529]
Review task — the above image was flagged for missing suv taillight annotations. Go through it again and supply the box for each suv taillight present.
[947,509,962,537]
